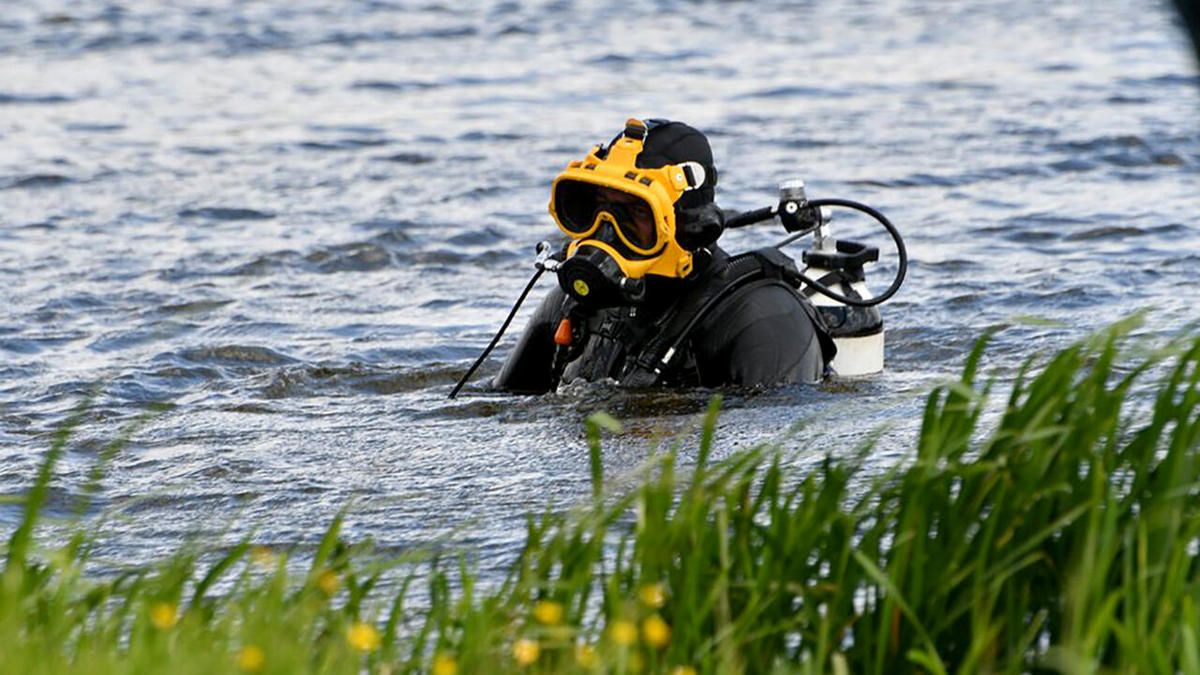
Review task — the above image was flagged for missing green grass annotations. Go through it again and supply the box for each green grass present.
[3,321,1200,674]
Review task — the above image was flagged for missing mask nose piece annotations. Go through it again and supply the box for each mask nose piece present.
[591,208,622,236]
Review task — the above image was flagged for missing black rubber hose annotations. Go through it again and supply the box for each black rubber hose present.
[724,205,777,229]
[447,268,544,399]
[787,198,908,308]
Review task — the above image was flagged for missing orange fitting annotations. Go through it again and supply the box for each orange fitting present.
[554,318,573,346]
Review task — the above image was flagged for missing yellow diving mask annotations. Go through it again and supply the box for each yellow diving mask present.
[548,118,712,307]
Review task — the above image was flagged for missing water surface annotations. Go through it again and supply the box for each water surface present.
[1,0,1197,573]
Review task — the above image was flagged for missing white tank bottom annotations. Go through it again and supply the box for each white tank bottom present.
[830,330,884,377]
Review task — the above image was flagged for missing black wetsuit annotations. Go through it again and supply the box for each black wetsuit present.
[494,246,836,393]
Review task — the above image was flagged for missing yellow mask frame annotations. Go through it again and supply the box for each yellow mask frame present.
[548,119,707,280]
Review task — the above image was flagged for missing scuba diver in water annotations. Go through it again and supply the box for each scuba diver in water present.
[446,117,907,398]
[491,118,840,394]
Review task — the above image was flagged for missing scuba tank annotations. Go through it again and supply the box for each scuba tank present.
[800,223,886,376]
[787,178,886,376]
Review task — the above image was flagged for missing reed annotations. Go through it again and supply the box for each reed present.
[3,321,1198,674]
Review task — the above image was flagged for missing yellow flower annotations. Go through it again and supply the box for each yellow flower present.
[575,643,598,668]
[608,619,637,646]
[533,599,564,625]
[512,638,540,666]
[346,622,381,652]
[670,667,698,675]
[317,569,339,596]
[149,602,177,630]
[638,583,666,608]
[237,645,266,672]
[642,614,671,649]
[250,546,277,568]
[432,653,458,675]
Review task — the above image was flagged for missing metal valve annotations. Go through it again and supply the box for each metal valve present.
[777,178,822,233]
[534,241,561,272]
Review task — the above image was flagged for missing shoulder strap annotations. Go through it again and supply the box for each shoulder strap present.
[619,248,795,386]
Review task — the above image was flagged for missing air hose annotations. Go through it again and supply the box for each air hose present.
[786,198,907,308]
[730,196,908,308]
[447,268,544,399]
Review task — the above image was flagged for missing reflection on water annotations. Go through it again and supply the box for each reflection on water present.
[0,0,1197,575]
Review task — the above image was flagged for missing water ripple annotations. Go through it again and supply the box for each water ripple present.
[177,345,298,367]
[0,91,73,104]
[178,207,276,221]
[1,173,74,189]
[372,152,436,164]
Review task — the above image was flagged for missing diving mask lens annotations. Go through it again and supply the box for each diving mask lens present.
[553,181,659,251]
[594,189,657,250]
[553,181,602,235]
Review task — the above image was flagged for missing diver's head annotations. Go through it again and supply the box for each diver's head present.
[549,118,724,310]
[637,120,717,212]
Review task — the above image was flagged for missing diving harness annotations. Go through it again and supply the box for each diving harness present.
[448,180,908,398]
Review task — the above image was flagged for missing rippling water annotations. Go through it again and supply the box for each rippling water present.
[1,0,1197,572]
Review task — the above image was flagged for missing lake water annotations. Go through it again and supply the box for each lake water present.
[1,0,1197,574]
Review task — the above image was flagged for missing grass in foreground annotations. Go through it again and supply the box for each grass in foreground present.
[3,321,1200,674]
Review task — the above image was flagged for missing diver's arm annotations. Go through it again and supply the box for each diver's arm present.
[492,286,568,394]
[692,284,829,387]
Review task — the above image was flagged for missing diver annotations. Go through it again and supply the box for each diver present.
[490,118,840,394]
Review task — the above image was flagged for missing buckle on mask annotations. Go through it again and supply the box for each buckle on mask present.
[677,161,707,190]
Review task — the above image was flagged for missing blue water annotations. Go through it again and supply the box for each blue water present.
[1,0,1197,572]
